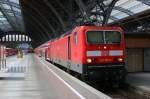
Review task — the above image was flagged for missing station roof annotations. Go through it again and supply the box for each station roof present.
[109,0,150,23]
[89,0,150,25]
[0,0,150,46]
[0,0,24,32]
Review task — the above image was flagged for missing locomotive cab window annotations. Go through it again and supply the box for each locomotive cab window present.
[87,31,104,44]
[105,31,121,44]
[86,31,121,44]
[74,32,78,45]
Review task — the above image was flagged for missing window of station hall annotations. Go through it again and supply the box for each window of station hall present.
[1,34,32,42]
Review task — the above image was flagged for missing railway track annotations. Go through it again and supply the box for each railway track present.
[91,83,150,99]
[51,63,150,99]
[107,88,148,99]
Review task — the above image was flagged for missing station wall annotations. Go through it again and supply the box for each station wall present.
[144,49,150,72]
[126,49,143,72]
[125,35,150,72]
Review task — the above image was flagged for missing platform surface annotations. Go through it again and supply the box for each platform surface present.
[0,54,111,99]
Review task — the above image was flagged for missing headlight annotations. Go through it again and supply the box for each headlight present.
[87,58,92,63]
[104,46,107,49]
[118,58,123,62]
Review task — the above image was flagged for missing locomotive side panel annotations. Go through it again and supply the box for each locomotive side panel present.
[50,36,69,68]
[49,28,86,74]
[68,28,86,74]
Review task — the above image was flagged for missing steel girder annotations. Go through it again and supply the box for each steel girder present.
[50,0,76,32]
[86,0,121,22]
[55,0,70,15]
[137,0,150,6]
[23,11,49,42]
[22,6,51,41]
[0,1,20,9]
[102,0,119,25]
[0,15,4,18]
[0,0,24,32]
[7,0,20,30]
[21,10,47,42]
[74,0,90,19]
[0,7,15,30]
[36,0,67,33]
[75,0,144,26]
[34,0,67,37]
[113,6,134,16]
[0,9,21,16]
[43,0,67,31]
[73,0,120,25]
[86,0,99,12]
[22,0,55,38]
[55,0,75,27]
[110,16,119,21]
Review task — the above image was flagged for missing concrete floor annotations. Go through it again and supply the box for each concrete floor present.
[0,54,59,99]
[0,54,111,99]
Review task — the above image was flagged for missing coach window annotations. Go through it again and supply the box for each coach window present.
[74,32,78,45]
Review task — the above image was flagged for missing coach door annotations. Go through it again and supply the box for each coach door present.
[45,49,47,60]
[68,37,71,60]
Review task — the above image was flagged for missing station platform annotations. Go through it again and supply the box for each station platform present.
[0,54,111,99]
[127,72,150,96]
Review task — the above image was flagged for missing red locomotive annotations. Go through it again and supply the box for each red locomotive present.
[35,26,126,85]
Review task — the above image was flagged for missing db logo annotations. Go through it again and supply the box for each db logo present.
[102,51,109,56]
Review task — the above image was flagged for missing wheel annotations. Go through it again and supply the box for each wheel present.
[80,74,88,82]
[66,68,71,74]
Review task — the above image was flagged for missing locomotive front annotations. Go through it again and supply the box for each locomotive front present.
[83,26,126,85]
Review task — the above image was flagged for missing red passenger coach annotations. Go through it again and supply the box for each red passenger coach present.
[5,48,17,57]
[36,26,127,85]
[34,43,48,58]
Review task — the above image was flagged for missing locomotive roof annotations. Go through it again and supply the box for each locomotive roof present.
[59,26,123,38]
